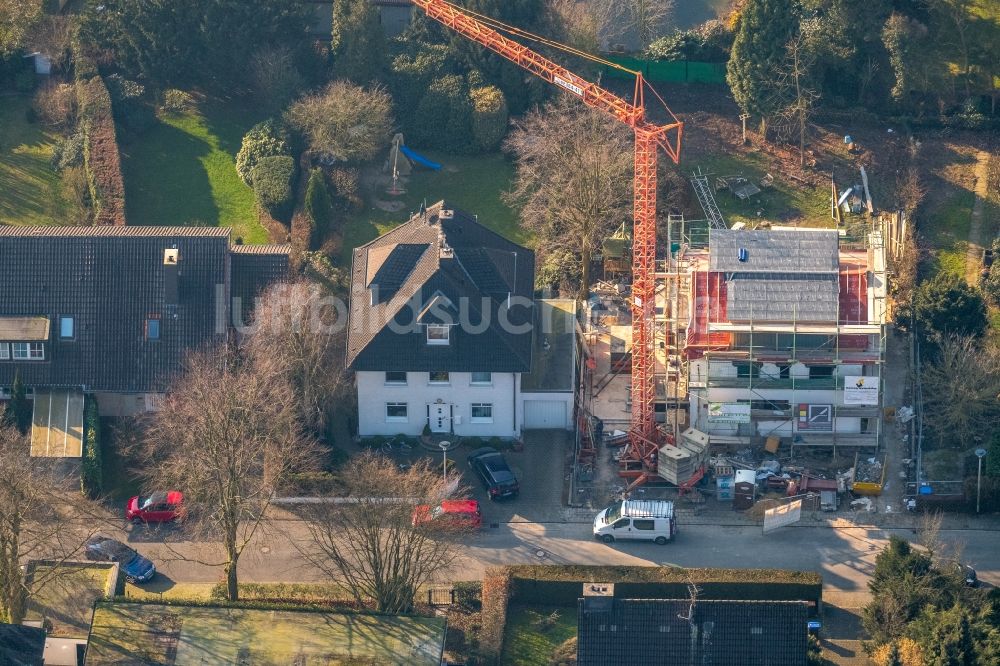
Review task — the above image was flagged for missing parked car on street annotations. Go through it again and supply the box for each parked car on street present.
[467,447,519,500]
[84,536,156,583]
[412,499,482,528]
[593,499,676,545]
[126,491,184,524]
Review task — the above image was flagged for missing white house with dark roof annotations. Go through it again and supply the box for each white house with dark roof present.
[347,201,576,438]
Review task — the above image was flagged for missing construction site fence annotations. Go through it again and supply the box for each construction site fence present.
[601,56,727,85]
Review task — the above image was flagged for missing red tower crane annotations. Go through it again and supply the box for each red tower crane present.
[412,0,684,489]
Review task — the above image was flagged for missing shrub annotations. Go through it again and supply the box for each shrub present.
[412,74,472,153]
[51,132,85,171]
[329,167,362,211]
[389,43,452,117]
[453,581,482,612]
[61,166,91,225]
[81,398,103,498]
[236,119,292,186]
[646,21,733,62]
[480,567,512,660]
[251,155,296,222]
[33,82,77,129]
[160,88,194,114]
[305,169,334,247]
[469,85,508,152]
[279,471,343,496]
[75,75,126,225]
[105,73,155,135]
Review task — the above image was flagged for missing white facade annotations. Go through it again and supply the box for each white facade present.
[357,371,522,438]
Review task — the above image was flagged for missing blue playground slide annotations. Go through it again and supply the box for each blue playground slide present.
[400,144,442,170]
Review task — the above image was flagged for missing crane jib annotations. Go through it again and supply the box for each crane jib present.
[552,75,584,97]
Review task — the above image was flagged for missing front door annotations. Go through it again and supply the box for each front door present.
[429,403,451,433]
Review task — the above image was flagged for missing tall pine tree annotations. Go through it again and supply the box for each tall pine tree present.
[726,0,799,138]
[331,0,386,83]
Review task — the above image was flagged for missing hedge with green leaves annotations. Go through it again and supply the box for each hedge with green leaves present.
[470,85,508,152]
[75,75,126,225]
[81,397,103,498]
[251,155,296,222]
[236,119,292,186]
[304,168,334,248]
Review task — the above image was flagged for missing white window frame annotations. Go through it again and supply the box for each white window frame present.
[0,343,8,360]
[385,402,408,422]
[59,316,74,340]
[470,403,494,423]
[384,371,407,386]
[428,371,450,385]
[426,325,450,345]
[470,372,492,385]
[12,342,44,361]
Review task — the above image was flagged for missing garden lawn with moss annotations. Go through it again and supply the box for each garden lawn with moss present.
[924,189,975,280]
[0,95,68,226]
[122,96,269,243]
[341,151,523,263]
[501,604,578,666]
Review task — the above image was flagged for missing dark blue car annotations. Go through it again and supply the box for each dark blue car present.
[84,536,156,583]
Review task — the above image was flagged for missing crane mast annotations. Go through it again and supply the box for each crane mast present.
[412,0,684,487]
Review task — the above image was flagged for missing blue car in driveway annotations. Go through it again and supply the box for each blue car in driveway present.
[84,536,156,583]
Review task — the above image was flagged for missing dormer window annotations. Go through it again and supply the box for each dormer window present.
[426,324,450,345]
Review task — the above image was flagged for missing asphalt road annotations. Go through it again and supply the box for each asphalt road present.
[129,517,999,607]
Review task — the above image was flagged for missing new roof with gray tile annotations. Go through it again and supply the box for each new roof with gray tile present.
[710,228,842,322]
[347,201,534,373]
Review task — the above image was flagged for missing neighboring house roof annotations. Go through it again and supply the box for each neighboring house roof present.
[709,228,841,323]
[0,227,288,393]
[0,623,45,666]
[230,244,292,325]
[576,598,809,666]
[347,201,534,373]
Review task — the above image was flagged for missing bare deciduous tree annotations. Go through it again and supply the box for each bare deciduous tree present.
[504,99,632,299]
[138,345,318,601]
[296,452,470,613]
[771,33,820,167]
[285,81,393,164]
[921,336,1000,448]
[593,0,674,51]
[243,281,349,433]
[249,45,305,113]
[0,424,103,623]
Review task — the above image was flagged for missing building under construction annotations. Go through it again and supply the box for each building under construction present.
[585,216,888,484]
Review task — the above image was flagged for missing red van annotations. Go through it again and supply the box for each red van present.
[126,491,184,524]
[412,499,482,529]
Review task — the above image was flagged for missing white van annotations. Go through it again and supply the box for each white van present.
[593,499,676,545]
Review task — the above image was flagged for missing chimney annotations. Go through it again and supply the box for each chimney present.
[163,248,179,305]
[439,230,453,259]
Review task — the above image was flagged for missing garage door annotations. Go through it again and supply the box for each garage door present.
[523,400,567,429]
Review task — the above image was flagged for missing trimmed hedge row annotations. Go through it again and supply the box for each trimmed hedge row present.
[76,74,126,226]
[504,565,823,608]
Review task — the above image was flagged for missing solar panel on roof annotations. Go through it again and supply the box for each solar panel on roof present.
[370,244,427,292]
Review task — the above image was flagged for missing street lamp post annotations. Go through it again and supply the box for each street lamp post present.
[440,441,450,484]
[975,448,987,514]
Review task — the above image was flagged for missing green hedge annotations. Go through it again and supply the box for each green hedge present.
[251,155,296,222]
[76,75,127,225]
[81,397,102,498]
[504,565,822,608]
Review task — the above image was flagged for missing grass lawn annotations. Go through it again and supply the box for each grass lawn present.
[0,94,68,225]
[923,189,975,279]
[87,601,447,665]
[688,151,831,228]
[501,604,578,666]
[26,563,117,638]
[341,151,523,263]
[121,96,269,243]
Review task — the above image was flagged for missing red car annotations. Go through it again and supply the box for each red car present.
[126,491,184,524]
[412,499,482,529]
